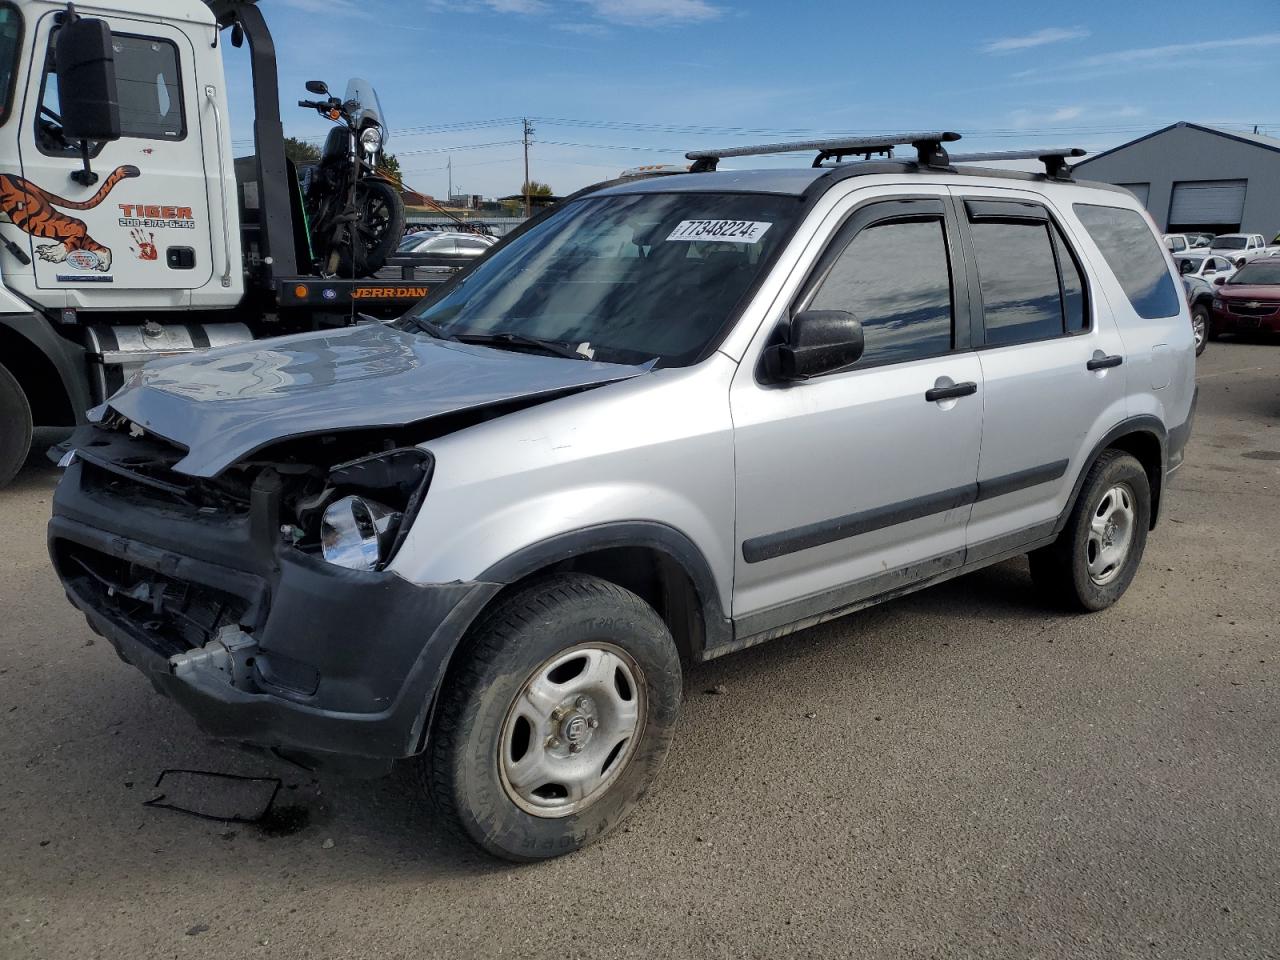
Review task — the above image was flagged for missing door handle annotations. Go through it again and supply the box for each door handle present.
[1087,352,1123,371]
[925,381,978,402]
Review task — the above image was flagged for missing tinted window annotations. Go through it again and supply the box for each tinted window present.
[970,221,1062,345]
[1229,261,1280,285]
[37,31,183,153]
[0,3,19,127]
[1074,204,1180,318]
[1057,224,1088,332]
[808,217,953,366]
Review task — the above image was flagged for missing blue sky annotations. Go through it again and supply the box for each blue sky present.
[224,0,1280,199]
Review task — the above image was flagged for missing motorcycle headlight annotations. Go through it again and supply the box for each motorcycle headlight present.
[320,495,401,570]
[360,126,383,154]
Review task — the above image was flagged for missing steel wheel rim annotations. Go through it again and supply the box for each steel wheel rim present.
[498,642,646,818]
[1192,311,1207,348]
[1086,482,1136,586]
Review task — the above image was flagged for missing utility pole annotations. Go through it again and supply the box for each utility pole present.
[522,118,534,219]
[447,156,452,201]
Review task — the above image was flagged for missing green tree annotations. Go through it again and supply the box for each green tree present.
[521,180,554,196]
[283,136,320,164]
[381,152,401,176]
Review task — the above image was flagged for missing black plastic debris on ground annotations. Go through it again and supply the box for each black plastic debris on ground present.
[143,769,282,824]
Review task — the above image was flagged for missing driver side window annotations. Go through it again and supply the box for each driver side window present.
[808,216,955,367]
[36,29,184,156]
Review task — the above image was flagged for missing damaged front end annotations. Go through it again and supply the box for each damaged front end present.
[48,414,497,775]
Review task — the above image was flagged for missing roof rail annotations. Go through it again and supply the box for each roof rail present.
[686,132,961,172]
[948,148,1086,181]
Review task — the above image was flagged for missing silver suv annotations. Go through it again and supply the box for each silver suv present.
[49,133,1197,861]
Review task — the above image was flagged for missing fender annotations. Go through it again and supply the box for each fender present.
[1054,415,1168,536]
[479,520,733,653]
[0,313,91,424]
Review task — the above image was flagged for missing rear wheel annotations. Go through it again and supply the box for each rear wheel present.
[0,362,33,488]
[1030,450,1150,611]
[1191,303,1209,355]
[337,179,405,278]
[422,574,682,861]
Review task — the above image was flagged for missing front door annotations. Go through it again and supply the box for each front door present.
[14,9,213,293]
[730,191,983,637]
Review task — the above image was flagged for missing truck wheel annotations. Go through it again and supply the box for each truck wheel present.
[337,180,405,278]
[1029,450,1151,612]
[0,362,33,488]
[422,574,682,861]
[1191,303,1209,355]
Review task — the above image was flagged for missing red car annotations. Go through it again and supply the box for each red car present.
[1210,259,1280,339]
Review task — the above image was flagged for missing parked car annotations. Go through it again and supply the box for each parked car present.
[49,136,1196,861]
[1163,233,1212,253]
[1182,274,1214,355]
[1208,258,1280,339]
[1174,253,1236,284]
[398,231,497,257]
[1208,233,1278,265]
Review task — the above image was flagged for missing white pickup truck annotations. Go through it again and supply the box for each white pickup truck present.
[1208,233,1280,264]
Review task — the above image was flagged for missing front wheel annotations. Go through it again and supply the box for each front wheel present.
[0,362,33,488]
[1191,303,1209,355]
[422,574,682,861]
[1030,450,1151,611]
[336,179,405,278]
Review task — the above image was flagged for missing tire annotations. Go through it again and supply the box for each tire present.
[1029,450,1151,612]
[336,179,405,278]
[422,573,682,861]
[1191,303,1209,355]
[0,362,33,488]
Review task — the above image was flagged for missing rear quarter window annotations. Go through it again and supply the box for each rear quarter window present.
[1073,204,1180,319]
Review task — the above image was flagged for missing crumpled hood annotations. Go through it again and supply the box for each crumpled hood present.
[104,322,650,477]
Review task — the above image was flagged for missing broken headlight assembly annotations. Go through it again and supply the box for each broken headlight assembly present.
[302,448,433,571]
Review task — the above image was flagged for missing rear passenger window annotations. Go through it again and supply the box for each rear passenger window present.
[969,221,1063,345]
[1073,204,1180,319]
[809,218,953,366]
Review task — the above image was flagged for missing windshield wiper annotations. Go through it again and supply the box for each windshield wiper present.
[404,315,456,340]
[453,332,589,361]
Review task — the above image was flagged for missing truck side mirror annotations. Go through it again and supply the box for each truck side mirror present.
[305,80,329,95]
[55,17,121,142]
[762,310,865,382]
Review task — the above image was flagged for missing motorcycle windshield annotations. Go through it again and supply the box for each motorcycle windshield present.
[344,77,389,144]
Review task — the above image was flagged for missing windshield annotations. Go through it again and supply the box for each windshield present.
[408,192,800,366]
[0,3,20,127]
[344,77,388,142]
[1213,236,1247,250]
[1228,261,1280,285]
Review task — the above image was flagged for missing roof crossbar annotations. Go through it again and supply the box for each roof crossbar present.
[686,132,961,173]
[948,148,1086,181]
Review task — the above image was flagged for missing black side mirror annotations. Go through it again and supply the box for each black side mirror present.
[763,309,865,382]
[55,18,120,142]
[1178,260,1193,275]
[305,80,329,95]
[1213,276,1227,286]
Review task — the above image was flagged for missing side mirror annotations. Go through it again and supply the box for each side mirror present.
[305,80,329,95]
[55,18,120,142]
[1178,260,1193,275]
[1213,276,1227,286]
[763,309,865,382]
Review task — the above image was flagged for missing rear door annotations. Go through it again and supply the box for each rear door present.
[949,190,1128,559]
[15,10,213,292]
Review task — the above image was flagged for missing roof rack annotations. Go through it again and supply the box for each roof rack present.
[686,131,961,172]
[948,148,1086,181]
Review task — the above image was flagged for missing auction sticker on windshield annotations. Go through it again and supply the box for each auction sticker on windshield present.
[667,220,772,243]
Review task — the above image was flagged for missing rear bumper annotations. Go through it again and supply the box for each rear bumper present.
[49,461,499,775]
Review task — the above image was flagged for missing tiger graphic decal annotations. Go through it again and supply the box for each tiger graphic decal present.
[0,164,140,272]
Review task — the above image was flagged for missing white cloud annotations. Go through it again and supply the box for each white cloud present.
[1079,33,1280,67]
[481,0,549,12]
[554,22,611,36]
[982,26,1089,54]
[580,0,722,25]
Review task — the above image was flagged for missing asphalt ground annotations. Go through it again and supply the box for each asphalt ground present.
[2,340,1278,959]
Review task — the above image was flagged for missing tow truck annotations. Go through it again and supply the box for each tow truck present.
[0,0,465,485]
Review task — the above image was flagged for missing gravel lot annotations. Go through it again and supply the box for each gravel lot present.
[3,341,1278,960]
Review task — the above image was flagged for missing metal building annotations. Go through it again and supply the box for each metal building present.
[1072,122,1280,236]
